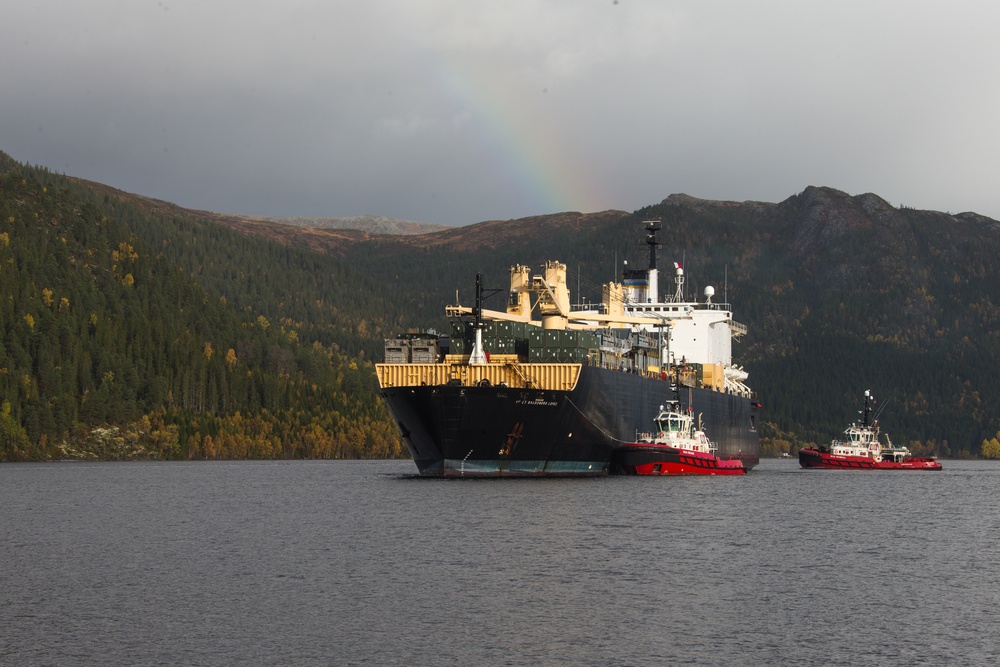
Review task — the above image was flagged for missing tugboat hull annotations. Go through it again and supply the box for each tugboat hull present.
[799,448,942,470]
[613,444,746,475]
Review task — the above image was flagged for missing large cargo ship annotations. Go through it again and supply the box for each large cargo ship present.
[376,221,760,476]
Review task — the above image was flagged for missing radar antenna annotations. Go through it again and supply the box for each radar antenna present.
[673,262,685,302]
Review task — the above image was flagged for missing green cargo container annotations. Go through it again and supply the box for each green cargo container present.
[487,338,511,353]
[538,350,558,362]
[579,332,598,349]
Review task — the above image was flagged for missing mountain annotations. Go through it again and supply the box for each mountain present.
[3,148,999,460]
[237,214,448,235]
[296,186,1000,458]
[683,187,1000,455]
[219,182,1000,457]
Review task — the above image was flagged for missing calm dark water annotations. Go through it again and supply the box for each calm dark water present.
[2,459,998,666]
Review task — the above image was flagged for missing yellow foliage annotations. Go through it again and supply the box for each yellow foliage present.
[203,434,216,459]
[982,435,1000,459]
[112,242,139,263]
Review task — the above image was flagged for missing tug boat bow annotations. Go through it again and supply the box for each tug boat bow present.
[612,393,746,475]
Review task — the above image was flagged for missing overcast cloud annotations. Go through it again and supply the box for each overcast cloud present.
[3,1,999,225]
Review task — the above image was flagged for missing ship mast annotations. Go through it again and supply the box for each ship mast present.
[644,220,661,302]
[469,273,503,365]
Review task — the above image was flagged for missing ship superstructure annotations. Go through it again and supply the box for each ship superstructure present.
[376,221,759,476]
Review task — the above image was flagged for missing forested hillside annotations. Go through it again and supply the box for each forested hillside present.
[330,189,1000,458]
[717,188,1000,456]
[4,146,1000,461]
[0,155,400,461]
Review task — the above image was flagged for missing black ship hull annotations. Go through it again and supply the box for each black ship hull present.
[380,365,759,477]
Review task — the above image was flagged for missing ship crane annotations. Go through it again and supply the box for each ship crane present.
[445,263,691,330]
[446,261,691,365]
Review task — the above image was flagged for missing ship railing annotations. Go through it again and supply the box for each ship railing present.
[689,301,732,312]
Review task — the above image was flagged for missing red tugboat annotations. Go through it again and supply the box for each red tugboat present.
[799,390,942,471]
[613,393,746,476]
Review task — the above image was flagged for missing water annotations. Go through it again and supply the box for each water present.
[2,459,998,666]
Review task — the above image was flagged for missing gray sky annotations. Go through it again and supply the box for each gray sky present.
[3,1,999,226]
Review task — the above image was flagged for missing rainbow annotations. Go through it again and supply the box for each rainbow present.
[440,66,610,218]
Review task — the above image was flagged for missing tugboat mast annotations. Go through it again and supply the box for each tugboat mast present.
[862,389,873,427]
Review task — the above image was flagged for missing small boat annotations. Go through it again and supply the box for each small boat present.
[612,391,746,475]
[799,390,942,471]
